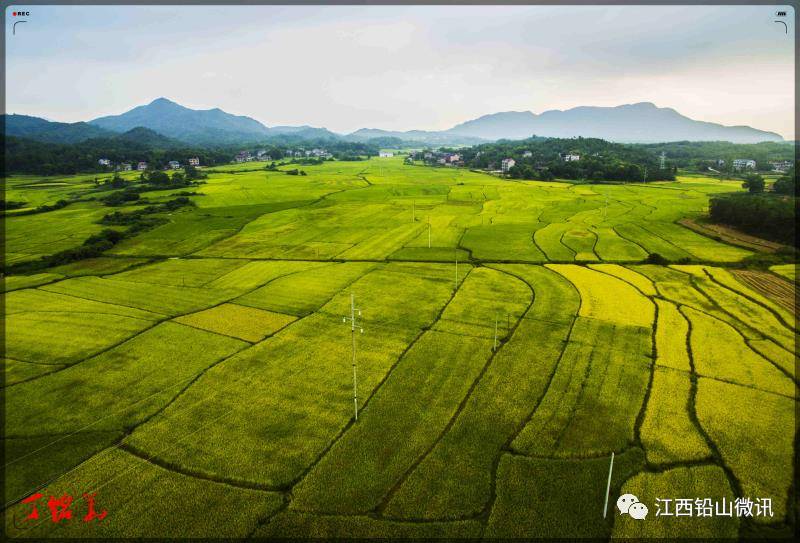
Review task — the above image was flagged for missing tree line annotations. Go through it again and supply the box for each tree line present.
[456,137,676,182]
[709,167,796,246]
[3,134,382,175]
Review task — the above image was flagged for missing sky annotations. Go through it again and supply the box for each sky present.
[5,4,796,138]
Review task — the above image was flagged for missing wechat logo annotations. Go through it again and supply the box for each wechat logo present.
[617,494,649,520]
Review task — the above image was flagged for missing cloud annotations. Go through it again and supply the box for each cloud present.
[5,4,794,138]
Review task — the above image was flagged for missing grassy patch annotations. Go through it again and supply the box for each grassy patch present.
[485,448,645,538]
[3,448,283,538]
[291,331,493,514]
[174,303,296,342]
[547,264,654,328]
[511,317,651,457]
[640,367,710,465]
[613,465,738,538]
[3,322,247,435]
[385,264,579,520]
[696,378,794,522]
[683,306,794,396]
[254,511,481,538]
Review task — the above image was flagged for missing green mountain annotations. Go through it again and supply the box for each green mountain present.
[3,114,116,144]
[89,97,271,145]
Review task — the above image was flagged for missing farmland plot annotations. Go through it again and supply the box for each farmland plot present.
[2,159,796,539]
[122,264,458,489]
[290,267,529,514]
[384,265,580,520]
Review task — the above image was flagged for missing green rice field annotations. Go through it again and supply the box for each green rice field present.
[1,157,796,538]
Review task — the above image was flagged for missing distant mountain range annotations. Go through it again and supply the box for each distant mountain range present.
[442,103,783,144]
[4,98,785,146]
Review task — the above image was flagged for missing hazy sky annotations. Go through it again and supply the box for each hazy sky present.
[5,4,796,138]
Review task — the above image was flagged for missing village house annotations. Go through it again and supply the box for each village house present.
[769,160,793,172]
[560,153,581,162]
[523,150,533,158]
[235,151,251,163]
[733,159,756,170]
[137,161,148,171]
[98,158,111,167]
[119,163,132,171]
[168,160,181,170]
[379,151,394,158]
[188,157,200,166]
[501,158,516,172]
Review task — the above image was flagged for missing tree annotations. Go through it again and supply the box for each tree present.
[145,170,170,185]
[110,173,126,188]
[773,167,795,195]
[184,164,205,180]
[741,173,765,193]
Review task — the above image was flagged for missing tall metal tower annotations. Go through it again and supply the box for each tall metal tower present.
[659,152,666,170]
[342,293,364,421]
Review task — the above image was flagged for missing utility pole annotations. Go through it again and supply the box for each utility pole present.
[493,314,499,351]
[603,452,615,518]
[643,166,648,183]
[455,254,459,290]
[428,216,431,248]
[342,293,364,422]
[412,200,415,223]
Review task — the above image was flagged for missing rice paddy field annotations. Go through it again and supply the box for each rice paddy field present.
[1,157,797,539]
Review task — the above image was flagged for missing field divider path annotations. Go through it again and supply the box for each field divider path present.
[173,179,371,261]
[2,335,261,513]
[473,270,581,531]
[681,273,798,387]
[676,303,752,538]
[701,268,797,333]
[584,265,658,451]
[244,265,476,536]
[663,265,796,378]
[117,441,279,493]
[611,224,649,255]
[7,262,328,387]
[372,266,535,519]
[637,222,696,256]
[3,262,367,511]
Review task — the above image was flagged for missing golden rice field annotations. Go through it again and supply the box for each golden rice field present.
[1,157,796,538]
